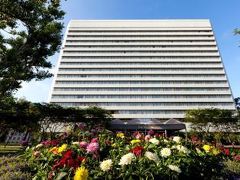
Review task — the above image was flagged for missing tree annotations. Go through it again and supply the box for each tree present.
[234,28,240,35]
[0,98,113,142]
[0,0,65,97]
[235,97,240,110]
[185,108,238,133]
[0,97,41,142]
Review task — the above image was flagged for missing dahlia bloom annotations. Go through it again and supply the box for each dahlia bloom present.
[130,146,144,157]
[79,141,88,148]
[160,148,171,157]
[52,150,86,170]
[147,129,155,136]
[116,132,125,138]
[86,142,99,153]
[163,139,169,143]
[196,148,202,154]
[100,159,113,172]
[41,139,59,147]
[58,144,68,153]
[49,147,58,155]
[145,135,151,141]
[130,139,141,145]
[74,166,88,180]
[72,142,80,145]
[173,136,181,143]
[91,138,98,143]
[149,138,159,145]
[223,148,230,156]
[119,153,135,166]
[212,147,220,155]
[203,145,211,153]
[234,155,240,161]
[168,164,182,173]
[176,145,189,154]
[33,151,41,157]
[145,151,159,163]
[35,143,43,149]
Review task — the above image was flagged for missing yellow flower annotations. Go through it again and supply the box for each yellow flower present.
[116,132,125,138]
[202,145,211,152]
[212,148,220,155]
[74,166,88,180]
[130,139,141,145]
[49,147,58,155]
[111,143,117,148]
[58,144,67,153]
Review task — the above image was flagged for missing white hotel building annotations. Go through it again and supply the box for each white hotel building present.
[49,20,235,120]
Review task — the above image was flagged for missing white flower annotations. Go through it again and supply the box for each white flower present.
[100,159,113,172]
[172,136,181,143]
[168,164,182,173]
[35,143,43,149]
[163,139,169,143]
[65,125,72,133]
[72,142,79,145]
[119,153,135,166]
[160,148,171,157]
[149,138,159,145]
[176,145,190,154]
[196,148,202,154]
[171,145,177,149]
[145,151,159,163]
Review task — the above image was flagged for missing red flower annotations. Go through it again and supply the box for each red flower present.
[223,148,230,156]
[91,138,98,143]
[64,150,73,159]
[78,156,86,163]
[130,146,144,157]
[41,139,59,147]
[191,136,198,142]
[233,155,240,161]
[52,150,86,170]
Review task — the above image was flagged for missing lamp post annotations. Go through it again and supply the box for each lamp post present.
[124,121,128,134]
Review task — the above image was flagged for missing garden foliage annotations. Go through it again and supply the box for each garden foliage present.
[23,125,227,179]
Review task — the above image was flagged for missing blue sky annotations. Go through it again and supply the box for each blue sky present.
[15,0,240,102]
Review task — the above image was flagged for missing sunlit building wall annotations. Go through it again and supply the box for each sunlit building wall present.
[49,20,235,119]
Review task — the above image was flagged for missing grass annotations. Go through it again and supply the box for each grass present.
[0,156,32,179]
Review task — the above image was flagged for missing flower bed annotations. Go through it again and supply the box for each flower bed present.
[23,126,230,179]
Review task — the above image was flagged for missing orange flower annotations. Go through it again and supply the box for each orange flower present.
[49,147,58,155]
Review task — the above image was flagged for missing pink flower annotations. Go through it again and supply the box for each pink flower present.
[133,131,142,139]
[77,122,86,130]
[234,155,240,161]
[91,138,98,143]
[145,135,151,141]
[41,139,59,147]
[33,151,41,157]
[79,141,88,148]
[86,142,99,153]
[148,130,155,136]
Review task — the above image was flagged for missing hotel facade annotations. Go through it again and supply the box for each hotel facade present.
[49,20,235,120]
